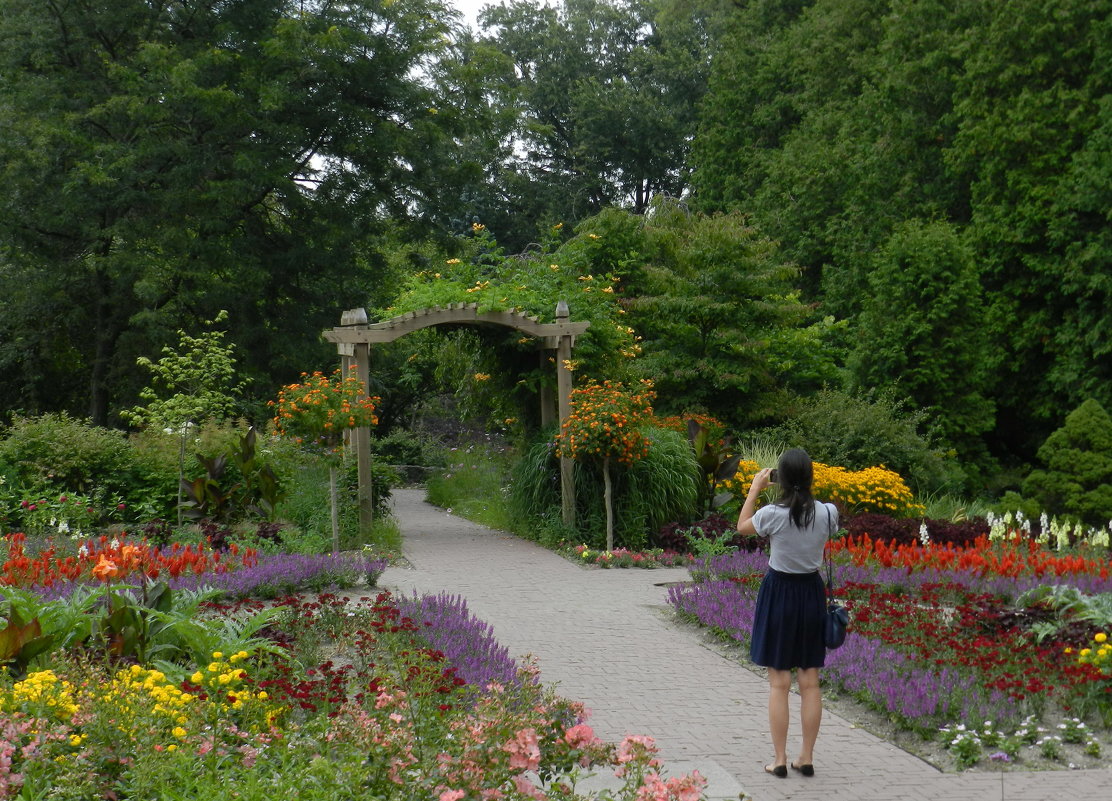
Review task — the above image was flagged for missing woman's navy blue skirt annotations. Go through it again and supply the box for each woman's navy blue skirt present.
[750,568,827,670]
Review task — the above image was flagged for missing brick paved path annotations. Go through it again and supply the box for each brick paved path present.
[378,489,1110,801]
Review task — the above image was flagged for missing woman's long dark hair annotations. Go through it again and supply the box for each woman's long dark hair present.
[776,448,815,528]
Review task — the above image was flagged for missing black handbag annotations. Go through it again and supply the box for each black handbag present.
[822,506,849,649]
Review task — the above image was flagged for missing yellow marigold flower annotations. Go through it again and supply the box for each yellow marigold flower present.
[172,726,187,739]
[1096,632,1108,643]
[167,744,177,752]
[212,652,223,660]
[191,671,203,684]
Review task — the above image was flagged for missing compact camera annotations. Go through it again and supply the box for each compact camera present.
[769,469,779,484]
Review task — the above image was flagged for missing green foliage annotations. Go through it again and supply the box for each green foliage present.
[0,0,464,424]
[848,219,994,464]
[123,311,246,430]
[1022,399,1112,526]
[1016,585,1112,643]
[611,200,815,429]
[179,428,284,523]
[0,413,133,494]
[464,0,712,246]
[383,223,640,387]
[763,388,961,494]
[692,0,1112,465]
[687,419,741,515]
[949,0,1112,441]
[0,602,52,679]
[0,413,139,531]
[371,429,445,468]
[271,444,397,553]
[426,442,516,531]
[511,427,699,550]
[126,420,268,523]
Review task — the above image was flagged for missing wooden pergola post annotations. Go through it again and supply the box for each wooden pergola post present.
[555,300,576,527]
[339,308,374,534]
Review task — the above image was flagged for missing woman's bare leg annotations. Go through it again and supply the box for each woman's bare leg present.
[767,668,792,768]
[796,667,822,765]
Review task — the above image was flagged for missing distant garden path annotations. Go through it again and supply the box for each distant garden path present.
[376,489,1112,801]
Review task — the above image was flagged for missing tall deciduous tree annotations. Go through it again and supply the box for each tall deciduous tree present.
[947,0,1112,454]
[469,0,711,246]
[848,219,993,471]
[575,201,827,431]
[0,0,462,424]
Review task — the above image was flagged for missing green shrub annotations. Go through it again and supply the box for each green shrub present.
[0,413,141,531]
[510,427,699,551]
[273,446,398,552]
[1022,399,1112,526]
[0,413,133,494]
[762,389,961,494]
[372,428,445,467]
[128,421,284,525]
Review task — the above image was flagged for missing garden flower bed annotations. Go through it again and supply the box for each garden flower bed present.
[668,534,1112,772]
[563,543,695,569]
[1,532,708,800]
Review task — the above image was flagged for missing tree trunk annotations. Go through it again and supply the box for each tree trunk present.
[603,455,614,552]
[329,464,341,554]
[177,426,187,528]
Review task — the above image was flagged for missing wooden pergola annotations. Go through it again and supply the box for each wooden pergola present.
[322,301,590,530]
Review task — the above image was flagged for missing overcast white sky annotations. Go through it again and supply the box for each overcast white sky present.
[448,0,491,30]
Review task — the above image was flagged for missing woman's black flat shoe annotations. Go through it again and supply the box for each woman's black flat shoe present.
[791,762,814,777]
[765,764,788,778]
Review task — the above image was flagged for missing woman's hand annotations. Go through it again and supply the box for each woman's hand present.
[750,467,773,495]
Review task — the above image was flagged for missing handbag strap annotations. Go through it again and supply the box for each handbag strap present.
[823,504,836,599]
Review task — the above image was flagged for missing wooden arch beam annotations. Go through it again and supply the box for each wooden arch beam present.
[323,303,589,347]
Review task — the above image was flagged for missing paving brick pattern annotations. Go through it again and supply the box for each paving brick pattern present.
[379,489,1111,801]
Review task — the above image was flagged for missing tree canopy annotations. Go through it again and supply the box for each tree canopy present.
[0,0,464,423]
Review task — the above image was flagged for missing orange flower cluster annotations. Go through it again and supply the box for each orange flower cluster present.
[271,368,379,447]
[831,532,1111,580]
[556,380,654,466]
[2,532,258,589]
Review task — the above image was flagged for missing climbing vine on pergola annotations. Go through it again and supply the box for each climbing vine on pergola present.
[322,301,590,529]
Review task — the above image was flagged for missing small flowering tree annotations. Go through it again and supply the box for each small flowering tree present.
[271,369,379,552]
[556,380,653,551]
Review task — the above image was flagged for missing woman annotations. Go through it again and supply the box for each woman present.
[736,447,838,779]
